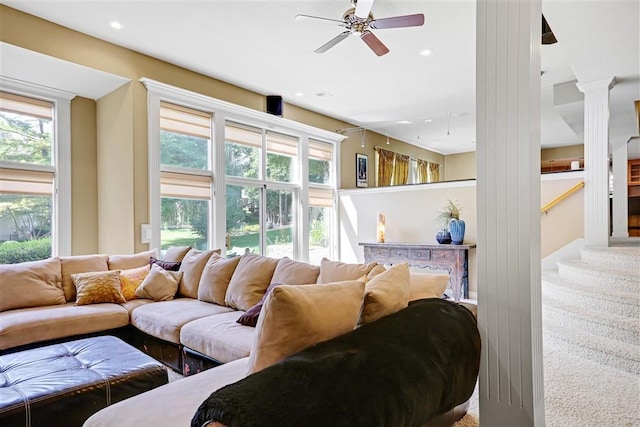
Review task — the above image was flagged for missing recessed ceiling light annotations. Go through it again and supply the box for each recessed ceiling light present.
[419,48,432,56]
[109,20,124,30]
[397,120,411,124]
[295,92,304,97]
[424,119,433,123]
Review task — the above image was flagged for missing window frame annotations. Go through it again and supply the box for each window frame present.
[0,77,74,257]
[142,78,344,261]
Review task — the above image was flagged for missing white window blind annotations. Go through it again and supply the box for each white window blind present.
[160,171,212,200]
[308,188,334,208]
[0,92,53,120]
[225,123,262,147]
[160,102,211,139]
[0,168,54,195]
[308,140,333,161]
[266,131,298,157]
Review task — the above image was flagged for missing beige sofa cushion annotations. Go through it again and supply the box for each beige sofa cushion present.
[163,246,192,262]
[178,249,220,298]
[108,249,158,270]
[0,257,65,312]
[60,254,109,301]
[358,263,410,326]
[135,265,182,302]
[198,255,241,305]
[247,280,365,374]
[270,257,320,285]
[316,258,377,284]
[0,302,129,351]
[131,299,234,344]
[409,272,449,301]
[72,270,126,305]
[180,311,254,364]
[225,253,279,311]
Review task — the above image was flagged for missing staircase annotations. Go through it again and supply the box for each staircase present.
[542,246,640,375]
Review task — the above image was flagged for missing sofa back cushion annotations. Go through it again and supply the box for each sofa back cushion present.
[198,254,241,305]
[270,257,320,285]
[107,249,158,270]
[60,254,109,301]
[409,272,449,301]
[178,249,220,298]
[0,257,65,312]
[316,258,377,284]
[163,246,192,262]
[358,263,410,326]
[247,280,366,374]
[225,253,279,311]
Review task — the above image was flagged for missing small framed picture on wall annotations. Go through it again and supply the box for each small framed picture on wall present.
[356,153,368,188]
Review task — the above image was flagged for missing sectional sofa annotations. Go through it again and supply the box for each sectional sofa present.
[0,246,452,375]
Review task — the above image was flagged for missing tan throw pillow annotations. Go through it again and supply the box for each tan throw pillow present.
[316,258,377,284]
[247,280,366,374]
[119,264,151,300]
[224,253,279,311]
[72,270,126,306]
[358,263,411,326]
[270,257,320,285]
[178,248,221,298]
[361,264,387,282]
[198,254,241,305]
[0,257,65,312]
[408,272,449,301]
[108,249,158,270]
[135,264,183,301]
[61,254,109,301]
[163,246,192,262]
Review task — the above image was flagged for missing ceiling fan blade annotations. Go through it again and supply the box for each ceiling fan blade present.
[355,0,375,19]
[315,31,351,53]
[361,30,389,56]
[369,14,425,29]
[295,14,347,25]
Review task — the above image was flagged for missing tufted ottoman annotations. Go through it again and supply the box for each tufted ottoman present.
[0,336,168,427]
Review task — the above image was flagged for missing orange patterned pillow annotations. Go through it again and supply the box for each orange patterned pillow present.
[119,264,151,300]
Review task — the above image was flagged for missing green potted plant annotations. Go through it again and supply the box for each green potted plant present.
[435,199,464,244]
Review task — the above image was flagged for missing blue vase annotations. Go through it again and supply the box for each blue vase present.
[449,219,465,245]
[436,230,452,244]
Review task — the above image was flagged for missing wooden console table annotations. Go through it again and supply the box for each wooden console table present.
[359,242,476,302]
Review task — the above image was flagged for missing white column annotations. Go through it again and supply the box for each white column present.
[577,78,615,246]
[476,0,545,426]
[611,139,629,238]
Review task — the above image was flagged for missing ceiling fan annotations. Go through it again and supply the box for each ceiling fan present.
[295,0,425,57]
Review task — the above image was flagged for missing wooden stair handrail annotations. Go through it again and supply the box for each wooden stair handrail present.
[541,181,585,214]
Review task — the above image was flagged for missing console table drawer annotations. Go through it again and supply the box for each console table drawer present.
[408,248,431,261]
[388,248,409,261]
[431,249,455,262]
[364,246,389,260]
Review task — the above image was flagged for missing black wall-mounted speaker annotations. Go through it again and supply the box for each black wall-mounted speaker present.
[266,95,283,117]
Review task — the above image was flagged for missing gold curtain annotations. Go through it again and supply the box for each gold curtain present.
[392,154,410,185]
[428,162,440,182]
[416,159,429,184]
[377,148,395,187]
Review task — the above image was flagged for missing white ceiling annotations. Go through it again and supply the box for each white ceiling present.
[3,0,639,156]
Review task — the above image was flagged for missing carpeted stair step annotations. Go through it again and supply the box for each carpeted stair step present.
[557,260,639,293]
[580,246,640,270]
[542,295,639,346]
[543,322,640,375]
[542,271,639,318]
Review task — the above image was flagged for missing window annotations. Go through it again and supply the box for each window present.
[143,78,343,262]
[159,102,213,251]
[0,86,71,264]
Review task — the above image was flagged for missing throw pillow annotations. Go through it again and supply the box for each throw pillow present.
[361,264,387,282]
[246,280,366,374]
[316,258,377,284]
[60,254,109,302]
[197,254,241,305]
[107,249,158,270]
[224,253,279,311]
[119,264,151,300]
[72,270,126,306]
[0,257,65,312]
[163,246,192,262]
[270,257,320,285]
[135,264,183,301]
[178,248,221,298]
[358,263,411,326]
[150,257,181,271]
[236,282,280,327]
[408,272,449,301]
